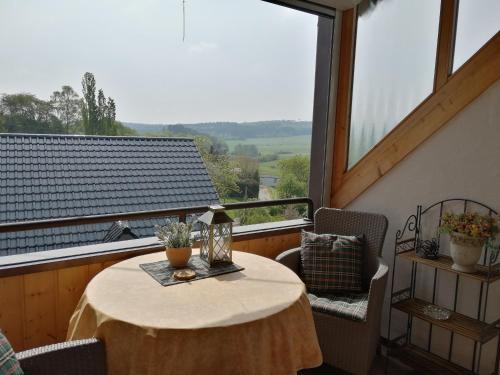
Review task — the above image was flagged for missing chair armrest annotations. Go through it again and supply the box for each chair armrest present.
[366,257,389,322]
[275,247,301,275]
[17,338,106,375]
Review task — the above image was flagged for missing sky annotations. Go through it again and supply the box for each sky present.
[0,0,318,124]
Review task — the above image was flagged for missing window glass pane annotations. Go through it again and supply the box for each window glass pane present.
[348,0,440,168]
[0,1,317,207]
[0,0,320,257]
[453,0,500,72]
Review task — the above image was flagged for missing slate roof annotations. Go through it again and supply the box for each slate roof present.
[102,221,138,243]
[0,134,219,256]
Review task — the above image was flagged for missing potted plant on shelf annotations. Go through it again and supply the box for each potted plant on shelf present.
[155,221,193,268]
[439,212,499,273]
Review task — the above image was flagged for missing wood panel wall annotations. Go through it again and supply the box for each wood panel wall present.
[0,232,300,351]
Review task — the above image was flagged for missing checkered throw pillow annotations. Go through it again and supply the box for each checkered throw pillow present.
[300,230,364,293]
[0,331,23,375]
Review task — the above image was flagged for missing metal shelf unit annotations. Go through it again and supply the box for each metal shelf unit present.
[387,199,500,375]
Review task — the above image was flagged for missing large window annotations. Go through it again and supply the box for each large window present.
[347,0,441,168]
[0,1,319,207]
[0,0,334,257]
[453,0,500,72]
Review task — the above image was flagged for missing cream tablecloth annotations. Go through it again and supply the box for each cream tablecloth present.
[67,250,322,375]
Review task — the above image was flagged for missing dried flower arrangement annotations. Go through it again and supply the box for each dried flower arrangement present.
[439,212,499,255]
[155,221,193,249]
[439,212,498,239]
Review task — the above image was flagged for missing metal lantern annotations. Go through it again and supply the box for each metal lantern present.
[198,205,233,266]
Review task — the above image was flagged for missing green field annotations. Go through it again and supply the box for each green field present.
[226,135,311,156]
[259,160,280,176]
[226,135,311,178]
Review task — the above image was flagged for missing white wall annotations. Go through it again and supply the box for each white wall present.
[347,79,500,374]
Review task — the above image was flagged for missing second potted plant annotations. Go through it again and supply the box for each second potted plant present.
[439,212,498,273]
[155,221,193,268]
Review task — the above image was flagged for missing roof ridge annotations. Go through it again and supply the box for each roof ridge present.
[0,133,194,141]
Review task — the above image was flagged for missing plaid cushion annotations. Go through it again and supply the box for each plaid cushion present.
[0,331,23,375]
[300,230,363,293]
[308,292,369,321]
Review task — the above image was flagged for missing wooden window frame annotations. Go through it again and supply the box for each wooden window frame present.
[330,0,500,208]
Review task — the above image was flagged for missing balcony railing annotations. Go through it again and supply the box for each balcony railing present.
[0,198,314,276]
[0,197,313,234]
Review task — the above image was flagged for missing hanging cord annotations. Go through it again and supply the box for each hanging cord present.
[182,0,186,42]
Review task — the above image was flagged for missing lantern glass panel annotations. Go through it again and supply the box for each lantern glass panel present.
[212,222,232,263]
[200,222,210,261]
[198,205,233,266]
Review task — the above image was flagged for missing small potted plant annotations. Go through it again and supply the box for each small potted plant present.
[439,212,499,273]
[155,221,193,268]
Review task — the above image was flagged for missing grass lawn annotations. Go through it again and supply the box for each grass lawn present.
[226,135,311,156]
[259,160,279,176]
[226,135,311,178]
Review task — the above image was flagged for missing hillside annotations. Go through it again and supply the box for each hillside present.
[124,120,312,139]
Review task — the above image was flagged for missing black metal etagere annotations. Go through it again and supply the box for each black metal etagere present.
[387,199,500,374]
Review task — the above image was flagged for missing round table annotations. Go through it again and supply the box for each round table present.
[67,250,322,375]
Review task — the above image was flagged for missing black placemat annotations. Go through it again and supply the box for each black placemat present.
[139,254,244,286]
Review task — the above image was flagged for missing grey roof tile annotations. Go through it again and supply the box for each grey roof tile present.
[0,134,219,255]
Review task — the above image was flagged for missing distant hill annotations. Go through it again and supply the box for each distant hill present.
[124,120,312,139]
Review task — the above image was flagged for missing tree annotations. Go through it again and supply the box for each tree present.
[50,86,81,133]
[107,98,116,120]
[276,155,310,199]
[210,138,229,155]
[96,89,118,135]
[0,74,136,136]
[233,144,258,158]
[236,207,273,225]
[106,98,117,135]
[0,93,63,134]
[97,89,107,134]
[277,155,309,183]
[80,73,134,136]
[276,174,306,198]
[81,72,98,134]
[114,121,138,136]
[1,93,39,119]
[0,113,6,132]
[230,156,260,199]
[195,136,239,200]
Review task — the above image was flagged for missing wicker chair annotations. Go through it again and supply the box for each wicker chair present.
[276,208,388,375]
[16,338,106,375]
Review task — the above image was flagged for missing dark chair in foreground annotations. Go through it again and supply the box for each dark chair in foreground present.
[16,338,106,375]
[276,208,389,375]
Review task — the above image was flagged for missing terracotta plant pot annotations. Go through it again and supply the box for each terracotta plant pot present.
[449,232,486,273]
[165,247,192,268]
